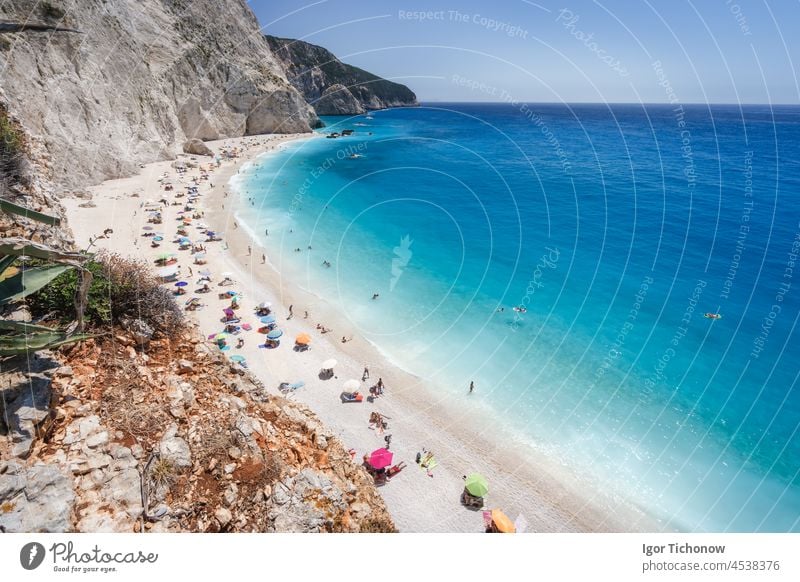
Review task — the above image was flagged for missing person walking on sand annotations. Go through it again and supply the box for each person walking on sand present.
[469,380,474,394]
[362,367,369,381]
[288,304,294,319]
[261,253,266,264]
[304,310,309,319]
[247,245,251,256]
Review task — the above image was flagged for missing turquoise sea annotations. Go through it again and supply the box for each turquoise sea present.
[233,103,800,532]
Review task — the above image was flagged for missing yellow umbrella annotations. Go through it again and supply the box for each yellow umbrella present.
[295,333,312,345]
[491,509,516,533]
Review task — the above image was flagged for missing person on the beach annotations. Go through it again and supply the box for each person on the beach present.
[377,378,384,390]
[304,310,309,319]
[372,293,380,300]
[247,245,251,255]
[288,305,294,319]
[234,222,237,229]
[362,367,369,381]
[469,380,475,394]
[265,228,269,236]
[261,253,266,264]
[188,267,193,277]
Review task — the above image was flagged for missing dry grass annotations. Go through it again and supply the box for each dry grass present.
[97,356,169,445]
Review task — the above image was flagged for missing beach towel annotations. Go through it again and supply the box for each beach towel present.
[424,459,438,476]
[241,323,252,331]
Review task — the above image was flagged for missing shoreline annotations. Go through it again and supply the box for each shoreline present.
[63,132,658,533]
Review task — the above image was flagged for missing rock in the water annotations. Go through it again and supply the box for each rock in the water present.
[182,138,213,156]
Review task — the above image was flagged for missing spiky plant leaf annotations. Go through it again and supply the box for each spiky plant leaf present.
[0,330,93,356]
[0,238,86,265]
[0,265,73,305]
[0,198,61,226]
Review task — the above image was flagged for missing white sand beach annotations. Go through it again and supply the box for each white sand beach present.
[63,133,654,533]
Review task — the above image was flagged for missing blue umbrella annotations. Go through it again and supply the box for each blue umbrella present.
[153,236,164,241]
[175,281,188,287]
[229,355,246,363]
[266,329,283,340]
[260,315,276,324]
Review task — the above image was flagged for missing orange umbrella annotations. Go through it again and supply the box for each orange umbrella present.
[295,333,312,345]
[491,509,516,533]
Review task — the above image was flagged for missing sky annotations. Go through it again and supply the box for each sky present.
[250,0,800,104]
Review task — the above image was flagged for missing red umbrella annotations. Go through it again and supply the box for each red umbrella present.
[368,448,394,470]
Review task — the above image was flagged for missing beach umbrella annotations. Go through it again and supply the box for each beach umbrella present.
[266,329,283,340]
[260,315,276,324]
[295,333,312,345]
[490,510,516,533]
[257,301,272,309]
[142,226,154,231]
[343,379,360,391]
[368,448,394,470]
[321,358,337,370]
[229,355,246,363]
[223,308,235,316]
[221,271,233,279]
[154,236,164,242]
[215,332,229,341]
[156,253,174,260]
[175,281,188,287]
[464,473,489,497]
[199,269,211,278]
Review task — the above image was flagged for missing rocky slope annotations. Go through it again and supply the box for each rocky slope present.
[266,36,418,115]
[0,323,394,533]
[0,0,320,193]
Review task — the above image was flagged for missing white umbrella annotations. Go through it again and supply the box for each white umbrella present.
[342,379,360,391]
[321,359,337,370]
[258,301,272,309]
[221,271,233,278]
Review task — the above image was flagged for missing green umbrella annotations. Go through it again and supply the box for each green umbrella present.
[464,473,489,497]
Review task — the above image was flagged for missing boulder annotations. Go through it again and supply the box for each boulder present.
[182,138,214,157]
[159,424,192,468]
[0,464,76,532]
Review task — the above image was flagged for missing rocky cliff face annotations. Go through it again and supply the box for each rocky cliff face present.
[0,324,394,533]
[266,36,418,115]
[0,0,320,192]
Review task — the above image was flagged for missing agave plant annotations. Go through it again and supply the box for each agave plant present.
[0,198,93,356]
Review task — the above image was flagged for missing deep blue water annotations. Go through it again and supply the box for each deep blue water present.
[234,103,800,532]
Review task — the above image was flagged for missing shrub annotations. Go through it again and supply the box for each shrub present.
[28,252,183,337]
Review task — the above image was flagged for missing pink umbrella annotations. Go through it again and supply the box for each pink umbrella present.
[368,448,394,470]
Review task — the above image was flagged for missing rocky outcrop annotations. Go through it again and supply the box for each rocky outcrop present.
[0,324,394,533]
[266,36,418,115]
[0,1,321,192]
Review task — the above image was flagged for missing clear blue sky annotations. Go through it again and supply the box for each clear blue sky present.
[250,0,800,104]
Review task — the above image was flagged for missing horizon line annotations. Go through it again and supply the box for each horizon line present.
[415,100,800,107]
